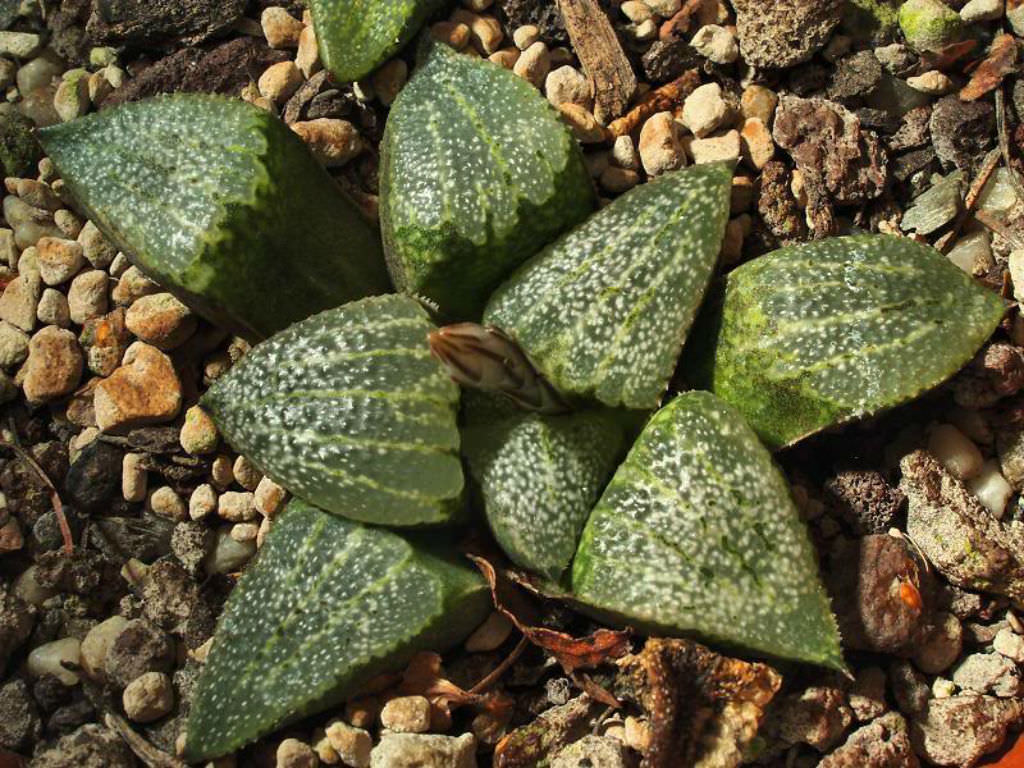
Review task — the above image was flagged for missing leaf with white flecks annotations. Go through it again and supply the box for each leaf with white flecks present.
[380,40,595,320]
[571,391,844,670]
[484,163,733,411]
[38,94,389,340]
[184,500,491,761]
[202,294,465,526]
[691,234,1006,449]
[461,393,631,580]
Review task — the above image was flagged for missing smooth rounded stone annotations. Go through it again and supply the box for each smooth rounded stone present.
[122,671,173,723]
[80,615,129,681]
[545,65,592,110]
[23,325,83,404]
[254,476,286,517]
[125,292,196,350]
[682,82,729,138]
[291,119,363,168]
[4,196,61,250]
[899,0,965,54]
[13,564,56,606]
[638,111,686,176]
[77,221,117,269]
[464,611,514,652]
[949,229,993,277]
[952,653,1024,697]
[296,25,320,78]
[0,275,40,331]
[906,69,954,96]
[370,732,477,768]
[558,103,607,143]
[453,10,504,54]
[147,486,187,522]
[210,454,234,489]
[258,60,302,104]
[380,696,432,734]
[966,460,1014,519]
[611,134,640,171]
[551,735,633,768]
[94,342,182,432]
[994,628,1024,662]
[27,637,81,686]
[325,721,372,768]
[189,483,217,521]
[53,70,90,123]
[13,179,61,212]
[104,618,173,688]
[232,455,262,491]
[276,737,317,768]
[913,612,963,675]
[123,450,150,503]
[960,0,1004,22]
[67,269,109,325]
[261,7,304,49]
[108,252,130,278]
[36,288,70,327]
[217,490,257,522]
[0,320,28,369]
[928,423,984,481]
[513,41,551,88]
[111,266,160,306]
[36,236,84,286]
[54,209,83,239]
[204,525,257,574]
[231,521,259,543]
[691,24,739,65]
[740,117,774,170]
[16,51,63,96]
[0,31,42,59]
[732,0,842,68]
[179,405,218,455]
[688,129,741,165]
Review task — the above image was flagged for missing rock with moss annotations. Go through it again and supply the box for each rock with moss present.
[898,0,965,53]
[0,109,41,178]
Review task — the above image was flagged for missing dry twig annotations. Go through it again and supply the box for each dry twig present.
[608,70,701,138]
[1,419,72,554]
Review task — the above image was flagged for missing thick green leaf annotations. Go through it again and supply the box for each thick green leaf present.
[693,234,1006,449]
[39,94,390,340]
[461,392,630,580]
[380,41,595,320]
[484,163,732,411]
[202,294,465,526]
[184,500,490,761]
[311,0,449,82]
[571,391,844,670]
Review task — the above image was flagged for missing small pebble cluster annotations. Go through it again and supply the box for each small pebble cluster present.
[2,0,1024,766]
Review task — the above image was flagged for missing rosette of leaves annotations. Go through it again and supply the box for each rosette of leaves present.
[184,500,490,761]
[571,391,844,670]
[310,0,451,82]
[484,163,733,410]
[202,294,465,526]
[692,234,1006,449]
[39,94,390,340]
[461,392,632,580]
[380,40,595,320]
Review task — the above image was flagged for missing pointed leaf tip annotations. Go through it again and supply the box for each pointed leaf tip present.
[571,391,845,670]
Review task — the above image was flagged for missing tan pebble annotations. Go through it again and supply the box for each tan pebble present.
[454,11,504,54]
[148,486,187,522]
[740,117,774,170]
[312,727,339,765]
[345,697,380,729]
[255,476,287,517]
[123,671,174,723]
[80,615,128,681]
[326,721,371,768]
[233,455,262,491]
[740,84,777,125]
[230,522,259,542]
[189,483,217,521]
[0,275,39,332]
[256,515,272,548]
[488,48,519,68]
[180,405,219,455]
[77,221,117,269]
[906,70,955,95]
[218,490,257,522]
[611,134,640,170]
[513,24,540,50]
[690,23,739,64]
[258,61,303,104]
[122,452,147,502]
[558,102,607,143]
[295,24,320,78]
[624,716,652,753]
[638,111,686,176]
[262,7,304,49]
[125,292,196,350]
[431,21,471,50]
[621,0,653,22]
[688,129,741,164]
[94,342,182,432]
[276,738,317,768]
[380,695,432,733]
[513,41,550,88]
[112,265,160,306]
[36,236,84,286]
[292,119,363,167]
[545,65,592,110]
[23,325,82,404]
[682,82,729,138]
[87,70,111,104]
[67,269,108,324]
[211,455,234,489]
[928,423,984,481]
[35,287,68,328]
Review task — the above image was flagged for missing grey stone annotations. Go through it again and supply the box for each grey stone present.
[370,732,477,768]
[732,0,843,68]
[910,695,1023,767]
[818,712,917,768]
[952,653,1024,698]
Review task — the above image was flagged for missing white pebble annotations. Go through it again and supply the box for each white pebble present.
[27,637,81,685]
[966,460,1014,519]
[928,423,984,481]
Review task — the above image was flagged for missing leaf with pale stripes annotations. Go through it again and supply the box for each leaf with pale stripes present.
[691,234,1006,449]
[202,294,465,526]
[310,0,449,83]
[484,163,733,411]
[571,391,844,670]
[39,94,389,340]
[461,392,631,580]
[380,40,595,320]
[184,500,491,761]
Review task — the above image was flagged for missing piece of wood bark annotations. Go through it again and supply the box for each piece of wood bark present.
[556,0,637,124]
[608,69,700,138]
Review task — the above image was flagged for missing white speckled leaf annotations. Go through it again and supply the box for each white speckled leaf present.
[693,234,1006,450]
[38,94,390,340]
[184,500,490,761]
[484,163,733,411]
[202,295,464,526]
[461,392,631,580]
[380,40,595,320]
[571,391,844,670]
[311,0,449,82]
